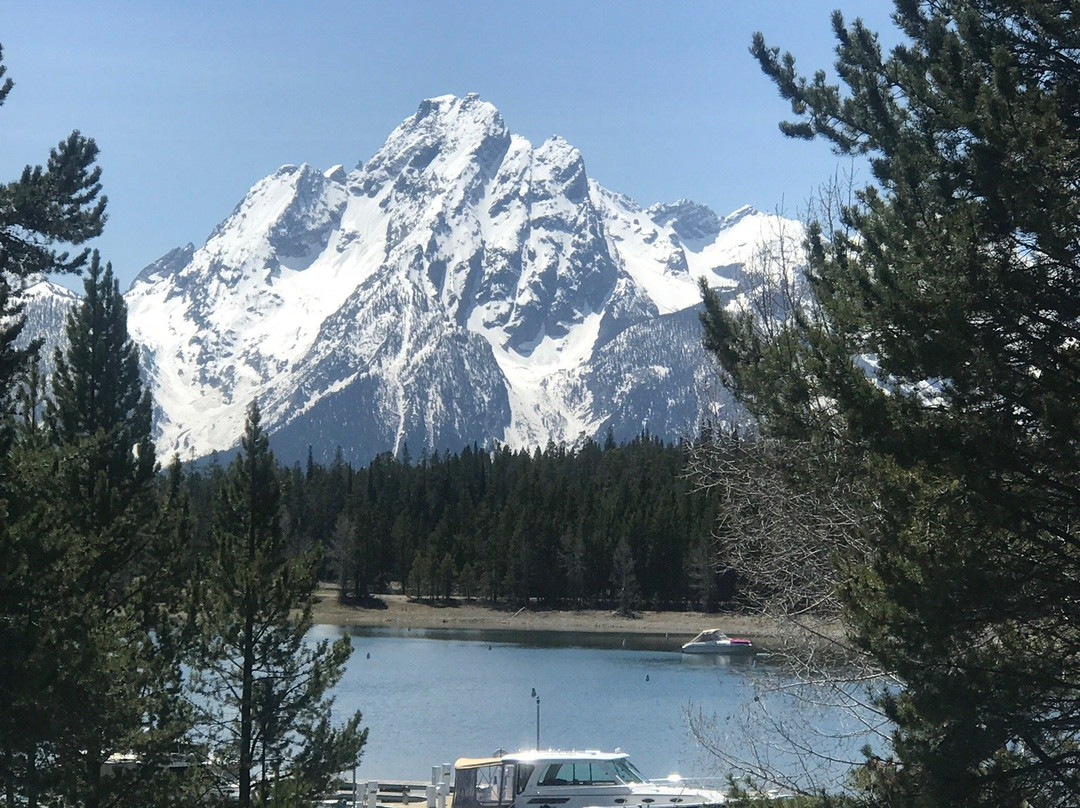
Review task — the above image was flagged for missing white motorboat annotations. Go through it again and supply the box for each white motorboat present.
[680,629,755,655]
[451,749,726,808]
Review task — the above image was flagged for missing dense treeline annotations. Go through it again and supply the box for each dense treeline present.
[182,432,729,614]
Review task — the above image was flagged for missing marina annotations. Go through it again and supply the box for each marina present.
[323,624,753,784]
[320,624,876,794]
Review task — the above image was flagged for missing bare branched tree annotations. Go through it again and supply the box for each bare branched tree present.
[685,427,897,795]
[690,192,866,622]
[687,432,862,618]
[686,191,898,796]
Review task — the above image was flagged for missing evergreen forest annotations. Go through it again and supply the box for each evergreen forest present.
[183,434,728,614]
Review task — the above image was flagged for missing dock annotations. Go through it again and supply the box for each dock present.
[323,772,453,808]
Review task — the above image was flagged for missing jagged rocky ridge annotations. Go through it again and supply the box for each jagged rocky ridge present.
[25,94,802,464]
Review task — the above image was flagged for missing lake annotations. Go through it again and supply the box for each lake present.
[317,625,880,792]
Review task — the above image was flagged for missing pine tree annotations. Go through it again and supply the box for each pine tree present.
[0,45,105,418]
[47,254,186,808]
[328,512,356,601]
[192,402,365,808]
[700,2,1080,804]
[610,538,639,617]
[0,47,109,801]
[47,252,156,536]
[0,251,187,808]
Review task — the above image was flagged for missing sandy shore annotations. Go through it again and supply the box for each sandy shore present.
[310,585,836,644]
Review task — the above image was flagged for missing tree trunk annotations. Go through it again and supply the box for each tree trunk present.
[238,602,255,807]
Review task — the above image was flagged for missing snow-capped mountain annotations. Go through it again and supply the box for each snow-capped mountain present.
[27,94,802,464]
[20,280,80,382]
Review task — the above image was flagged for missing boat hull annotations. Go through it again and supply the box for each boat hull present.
[680,642,756,655]
[680,629,755,655]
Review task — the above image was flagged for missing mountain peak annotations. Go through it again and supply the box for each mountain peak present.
[647,199,721,242]
[200,161,345,267]
[113,94,789,464]
[359,94,510,194]
[396,94,507,144]
[130,243,197,288]
[720,204,760,228]
[415,92,486,115]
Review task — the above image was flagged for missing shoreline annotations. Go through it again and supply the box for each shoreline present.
[309,585,840,644]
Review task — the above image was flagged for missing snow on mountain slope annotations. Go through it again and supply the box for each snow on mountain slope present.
[107,94,804,462]
[18,279,80,385]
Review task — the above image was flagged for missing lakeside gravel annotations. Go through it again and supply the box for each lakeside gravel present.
[309,586,840,645]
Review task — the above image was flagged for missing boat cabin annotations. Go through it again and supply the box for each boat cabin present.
[452,750,724,808]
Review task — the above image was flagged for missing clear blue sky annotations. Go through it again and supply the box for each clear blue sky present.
[1,1,898,291]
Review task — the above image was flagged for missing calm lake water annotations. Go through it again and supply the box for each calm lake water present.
[316,625,877,791]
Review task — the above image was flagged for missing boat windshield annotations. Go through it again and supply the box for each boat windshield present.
[536,758,646,786]
[537,761,619,786]
[688,630,727,644]
[609,757,646,784]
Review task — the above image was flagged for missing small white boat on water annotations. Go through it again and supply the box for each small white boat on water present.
[451,749,727,808]
[680,629,755,655]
